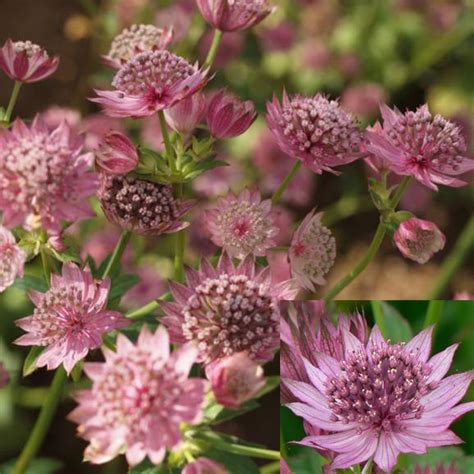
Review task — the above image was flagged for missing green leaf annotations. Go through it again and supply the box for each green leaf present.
[71,360,83,383]
[23,346,46,377]
[287,447,325,474]
[13,275,48,292]
[48,246,81,264]
[205,449,260,474]
[128,459,164,474]
[205,399,260,425]
[404,446,472,471]
[0,457,63,474]
[373,302,413,342]
[109,274,140,301]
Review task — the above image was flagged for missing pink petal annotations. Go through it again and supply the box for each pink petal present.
[404,326,434,362]
[426,344,458,384]
[373,431,400,473]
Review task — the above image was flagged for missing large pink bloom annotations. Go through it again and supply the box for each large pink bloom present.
[0,225,26,292]
[366,104,474,190]
[162,254,297,365]
[0,117,98,234]
[69,326,206,466]
[93,50,209,118]
[284,325,474,472]
[15,263,128,374]
[0,39,59,83]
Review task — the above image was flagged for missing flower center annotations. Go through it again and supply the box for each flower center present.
[13,40,43,57]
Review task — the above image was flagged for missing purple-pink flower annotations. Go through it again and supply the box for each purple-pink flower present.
[366,104,474,190]
[103,24,173,69]
[394,218,446,264]
[206,188,278,258]
[266,92,363,174]
[164,92,207,135]
[0,39,59,83]
[196,0,274,32]
[93,50,209,118]
[161,253,297,365]
[95,131,139,175]
[284,325,474,472]
[0,225,26,293]
[0,117,98,234]
[206,351,265,408]
[69,326,207,466]
[15,263,128,374]
[289,210,336,291]
[183,458,228,474]
[206,90,257,139]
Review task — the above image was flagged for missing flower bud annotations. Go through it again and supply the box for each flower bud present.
[164,93,206,135]
[206,352,265,408]
[206,90,256,139]
[96,131,139,175]
[394,217,446,264]
[183,458,228,474]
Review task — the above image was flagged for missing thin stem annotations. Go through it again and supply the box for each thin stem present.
[40,249,51,284]
[271,161,302,205]
[389,176,411,209]
[158,110,175,170]
[280,427,288,458]
[102,230,131,279]
[12,367,67,474]
[4,80,22,123]
[371,301,387,337]
[423,300,444,329]
[203,30,223,69]
[126,300,160,320]
[173,182,186,282]
[259,461,280,474]
[427,214,474,299]
[206,441,280,460]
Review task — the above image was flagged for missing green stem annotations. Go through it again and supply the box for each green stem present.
[158,110,175,170]
[203,30,223,70]
[427,215,474,299]
[206,441,280,460]
[321,195,372,227]
[173,183,186,282]
[101,230,131,279]
[423,300,445,329]
[259,461,280,474]
[371,301,387,337]
[126,300,160,320]
[271,161,302,205]
[280,428,288,458]
[389,176,411,209]
[12,368,67,474]
[4,80,22,123]
[40,249,52,284]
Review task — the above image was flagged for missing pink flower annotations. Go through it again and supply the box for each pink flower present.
[289,211,336,291]
[0,362,9,389]
[121,263,166,309]
[206,352,265,408]
[0,226,26,293]
[266,92,363,174]
[193,158,242,198]
[196,0,274,32]
[394,218,446,264]
[0,39,59,83]
[103,24,173,69]
[98,174,194,235]
[161,254,297,365]
[366,104,474,190]
[183,458,228,474]
[164,93,206,135]
[69,326,207,466]
[155,3,193,42]
[206,188,278,258]
[42,106,81,130]
[81,113,126,151]
[260,23,294,52]
[0,117,98,234]
[93,50,209,118]
[280,458,292,474]
[14,263,128,374]
[95,131,139,174]
[284,325,474,472]
[206,90,257,139]
[341,83,387,118]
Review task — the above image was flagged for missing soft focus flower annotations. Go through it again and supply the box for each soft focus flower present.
[206,90,257,139]
[183,458,228,474]
[122,263,166,309]
[299,39,331,72]
[140,115,165,152]
[0,117,98,234]
[0,362,9,389]
[193,157,242,198]
[341,83,387,118]
[93,50,209,118]
[161,254,297,365]
[103,24,173,69]
[454,292,474,300]
[267,252,291,286]
[413,461,459,474]
[188,206,219,256]
[0,39,59,83]
[260,23,294,52]
[114,0,147,26]
[69,326,206,466]
[366,104,474,190]
[394,218,446,264]
[196,0,273,32]
[289,210,336,291]
[42,106,81,130]
[271,206,294,245]
[15,263,128,374]
[164,93,206,135]
[98,174,194,236]
[81,113,126,151]
[284,325,474,472]
[155,3,194,42]
[206,352,265,408]
[280,458,292,474]
[266,92,363,174]
[199,31,244,68]
[95,131,139,174]
[206,188,278,258]
[0,226,26,293]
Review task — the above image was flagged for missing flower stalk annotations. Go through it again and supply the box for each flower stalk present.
[423,300,444,330]
[101,230,131,279]
[4,80,22,123]
[203,30,223,70]
[271,161,302,205]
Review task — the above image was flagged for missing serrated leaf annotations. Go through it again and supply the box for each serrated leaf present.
[13,275,48,292]
[109,274,140,301]
[372,302,413,342]
[23,346,46,376]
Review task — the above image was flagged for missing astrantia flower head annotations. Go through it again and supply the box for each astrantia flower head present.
[93,50,209,118]
[366,104,474,190]
[103,24,173,69]
[164,92,207,135]
[196,0,274,32]
[15,263,128,374]
[162,253,297,365]
[0,362,9,389]
[289,210,336,291]
[95,131,139,175]
[69,326,207,466]
[98,174,194,235]
[183,458,228,474]
[394,217,446,264]
[266,91,363,174]
[285,325,474,473]
[206,188,278,258]
[0,117,98,234]
[0,39,59,83]
[0,226,26,293]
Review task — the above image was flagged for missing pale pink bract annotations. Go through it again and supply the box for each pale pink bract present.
[164,93,207,135]
[183,458,228,474]
[95,131,139,175]
[0,226,26,293]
